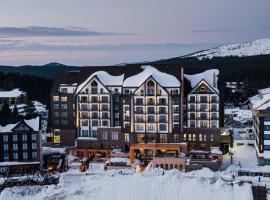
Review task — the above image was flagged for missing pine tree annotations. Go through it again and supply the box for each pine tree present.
[1,102,12,118]
[12,105,19,118]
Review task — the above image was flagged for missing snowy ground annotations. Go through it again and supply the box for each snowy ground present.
[0,165,253,200]
[1,140,269,200]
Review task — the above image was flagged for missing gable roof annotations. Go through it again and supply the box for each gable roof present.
[185,69,219,94]
[190,79,218,94]
[123,65,181,88]
[76,71,124,95]
[0,116,40,133]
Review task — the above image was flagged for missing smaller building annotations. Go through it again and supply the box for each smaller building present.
[0,117,42,176]
[249,88,270,165]
[0,89,27,108]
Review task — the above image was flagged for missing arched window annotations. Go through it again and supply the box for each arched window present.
[147,80,154,87]
[91,80,97,86]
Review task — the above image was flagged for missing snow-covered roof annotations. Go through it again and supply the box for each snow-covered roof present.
[76,71,124,94]
[0,123,18,132]
[32,101,47,112]
[123,65,181,88]
[258,87,270,95]
[0,116,40,133]
[185,69,219,93]
[249,88,270,110]
[24,116,40,131]
[43,147,66,155]
[0,88,25,98]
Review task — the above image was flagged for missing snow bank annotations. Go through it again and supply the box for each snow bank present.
[1,168,248,200]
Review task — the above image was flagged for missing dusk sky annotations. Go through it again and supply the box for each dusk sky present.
[0,0,270,66]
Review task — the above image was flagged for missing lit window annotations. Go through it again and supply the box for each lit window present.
[112,132,118,140]
[61,96,67,102]
[53,96,59,102]
[124,133,130,142]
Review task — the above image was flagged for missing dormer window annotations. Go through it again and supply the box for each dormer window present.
[147,80,154,87]
[200,85,206,92]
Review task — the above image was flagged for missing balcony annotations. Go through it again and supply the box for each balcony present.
[158,110,167,114]
[159,119,168,123]
[79,99,88,103]
[135,118,144,123]
[135,110,144,114]
[79,107,89,111]
[158,101,167,105]
[91,107,99,111]
[101,115,109,119]
[147,101,155,105]
[91,115,99,119]
[147,109,155,114]
[188,108,196,112]
[135,101,144,106]
[80,115,89,119]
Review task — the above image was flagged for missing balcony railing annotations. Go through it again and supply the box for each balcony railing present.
[135,101,144,105]
[135,110,144,114]
[159,119,168,123]
[158,110,167,114]
[147,101,155,105]
[158,101,167,105]
[147,110,155,114]
[135,119,144,123]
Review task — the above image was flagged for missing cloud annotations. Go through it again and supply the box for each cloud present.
[0,41,218,52]
[191,28,238,33]
[0,26,135,37]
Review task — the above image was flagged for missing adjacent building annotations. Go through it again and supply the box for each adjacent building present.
[184,69,222,151]
[0,116,42,175]
[249,88,270,165]
[0,88,27,109]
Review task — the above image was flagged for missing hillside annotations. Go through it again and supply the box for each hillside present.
[0,62,78,79]
[184,38,270,60]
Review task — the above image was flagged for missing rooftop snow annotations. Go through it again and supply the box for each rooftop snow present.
[123,65,180,88]
[187,38,270,60]
[249,89,270,110]
[76,71,124,94]
[0,123,18,133]
[185,69,219,93]
[0,88,25,98]
[24,116,40,131]
[0,116,40,133]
